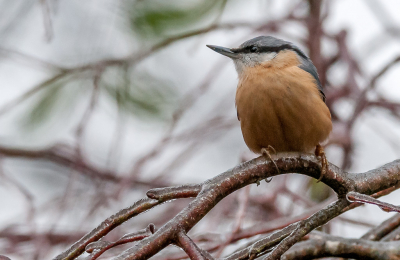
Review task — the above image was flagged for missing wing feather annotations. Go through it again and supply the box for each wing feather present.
[298,58,325,102]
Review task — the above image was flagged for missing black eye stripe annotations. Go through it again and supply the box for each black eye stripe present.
[234,44,308,59]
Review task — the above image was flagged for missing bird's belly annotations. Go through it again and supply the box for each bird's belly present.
[236,75,332,154]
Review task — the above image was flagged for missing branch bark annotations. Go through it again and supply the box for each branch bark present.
[56,153,397,260]
[282,231,400,260]
[53,185,199,260]
[361,213,400,241]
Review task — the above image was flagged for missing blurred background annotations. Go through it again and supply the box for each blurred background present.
[1,0,400,259]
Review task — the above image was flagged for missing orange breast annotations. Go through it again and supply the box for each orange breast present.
[235,53,332,154]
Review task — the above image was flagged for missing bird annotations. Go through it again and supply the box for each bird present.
[207,36,332,181]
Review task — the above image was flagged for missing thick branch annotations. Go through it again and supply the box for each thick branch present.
[230,198,335,242]
[361,213,400,241]
[108,154,400,260]
[52,153,400,260]
[263,199,349,260]
[382,225,400,241]
[223,199,348,260]
[282,231,400,260]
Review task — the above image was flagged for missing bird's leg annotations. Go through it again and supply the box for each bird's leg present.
[261,145,279,182]
[315,144,328,182]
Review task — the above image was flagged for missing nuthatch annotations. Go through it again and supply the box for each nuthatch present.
[207,36,332,181]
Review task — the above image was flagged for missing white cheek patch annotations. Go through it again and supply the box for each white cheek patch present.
[233,52,278,76]
[260,52,277,62]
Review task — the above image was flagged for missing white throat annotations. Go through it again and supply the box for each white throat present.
[233,52,277,75]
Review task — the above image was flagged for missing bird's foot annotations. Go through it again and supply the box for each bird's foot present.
[315,144,328,182]
[261,145,280,179]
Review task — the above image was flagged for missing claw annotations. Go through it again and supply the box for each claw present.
[315,144,328,182]
[267,145,276,155]
[261,145,280,177]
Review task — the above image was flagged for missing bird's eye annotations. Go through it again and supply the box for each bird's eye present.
[250,46,258,53]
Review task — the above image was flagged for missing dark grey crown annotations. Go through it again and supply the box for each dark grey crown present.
[233,36,308,60]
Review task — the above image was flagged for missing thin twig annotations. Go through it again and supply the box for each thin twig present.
[347,191,400,213]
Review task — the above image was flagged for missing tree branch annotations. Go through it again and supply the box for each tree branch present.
[82,154,399,260]
[282,231,400,260]
[0,145,167,188]
[177,231,209,260]
[347,191,400,213]
[53,184,198,260]
[262,199,349,260]
[382,225,400,241]
[85,224,155,260]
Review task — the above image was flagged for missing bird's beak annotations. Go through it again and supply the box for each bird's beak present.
[206,45,239,59]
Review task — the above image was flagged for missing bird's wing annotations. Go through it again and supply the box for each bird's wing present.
[298,58,325,102]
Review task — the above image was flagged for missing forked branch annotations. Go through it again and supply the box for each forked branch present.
[53,154,400,260]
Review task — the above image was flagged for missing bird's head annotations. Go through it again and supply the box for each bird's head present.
[207,36,309,75]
